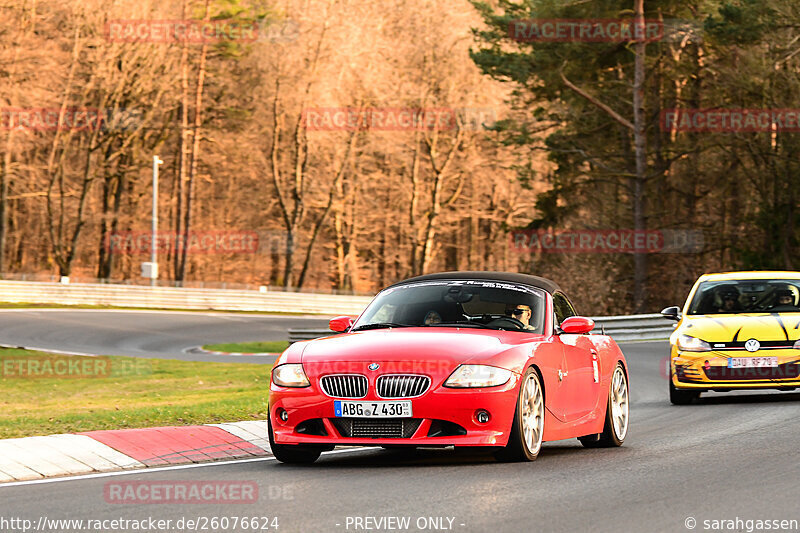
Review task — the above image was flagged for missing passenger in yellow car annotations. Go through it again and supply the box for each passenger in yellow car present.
[770,289,798,312]
[716,286,743,313]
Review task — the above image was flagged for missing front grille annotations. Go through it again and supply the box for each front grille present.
[704,363,800,381]
[320,374,368,398]
[710,340,795,350]
[331,418,422,439]
[376,375,431,398]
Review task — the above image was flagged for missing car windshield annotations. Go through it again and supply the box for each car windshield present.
[353,280,547,333]
[687,279,800,315]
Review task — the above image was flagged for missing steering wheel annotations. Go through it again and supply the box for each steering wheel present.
[486,316,526,330]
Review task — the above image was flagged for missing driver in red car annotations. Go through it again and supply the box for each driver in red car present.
[509,304,536,330]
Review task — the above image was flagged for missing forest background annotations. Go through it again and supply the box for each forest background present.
[1,0,796,314]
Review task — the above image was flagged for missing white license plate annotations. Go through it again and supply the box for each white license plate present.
[334,400,412,418]
[727,357,778,368]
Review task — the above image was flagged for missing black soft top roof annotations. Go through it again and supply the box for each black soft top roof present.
[389,271,562,295]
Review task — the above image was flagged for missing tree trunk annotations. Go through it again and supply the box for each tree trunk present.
[174,0,190,281]
[0,131,11,277]
[298,128,359,289]
[96,152,114,279]
[408,130,422,275]
[0,11,30,277]
[178,0,210,282]
[631,0,648,312]
[420,124,463,274]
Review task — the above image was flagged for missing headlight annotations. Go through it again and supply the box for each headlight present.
[444,365,512,388]
[677,334,712,352]
[271,364,310,387]
[794,340,800,350]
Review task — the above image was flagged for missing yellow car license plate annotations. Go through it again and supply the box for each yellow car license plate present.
[727,357,778,368]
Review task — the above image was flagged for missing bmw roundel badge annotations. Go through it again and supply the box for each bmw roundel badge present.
[368,363,380,371]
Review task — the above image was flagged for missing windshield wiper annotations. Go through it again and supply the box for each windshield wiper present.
[350,322,412,331]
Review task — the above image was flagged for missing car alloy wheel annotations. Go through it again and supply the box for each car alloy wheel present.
[495,367,544,462]
[521,372,544,455]
[579,362,629,448]
[610,365,629,441]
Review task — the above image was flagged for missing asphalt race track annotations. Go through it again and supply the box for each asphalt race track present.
[3,330,799,533]
[0,309,329,363]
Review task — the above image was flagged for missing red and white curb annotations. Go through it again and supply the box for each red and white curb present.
[0,421,271,483]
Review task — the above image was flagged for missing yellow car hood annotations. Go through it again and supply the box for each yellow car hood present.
[680,313,800,343]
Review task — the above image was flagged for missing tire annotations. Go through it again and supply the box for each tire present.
[494,367,544,462]
[268,417,323,464]
[579,363,629,448]
[669,374,700,405]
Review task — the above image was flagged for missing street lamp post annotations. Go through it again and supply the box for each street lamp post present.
[149,156,163,287]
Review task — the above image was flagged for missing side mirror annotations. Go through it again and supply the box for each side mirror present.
[660,306,681,321]
[560,316,595,335]
[329,316,354,333]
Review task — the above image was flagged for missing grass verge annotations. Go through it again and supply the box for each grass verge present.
[0,347,270,439]
[201,341,289,353]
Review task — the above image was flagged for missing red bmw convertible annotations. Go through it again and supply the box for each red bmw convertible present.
[268,272,629,463]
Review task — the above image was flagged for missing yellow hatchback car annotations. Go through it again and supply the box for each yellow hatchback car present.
[662,271,800,404]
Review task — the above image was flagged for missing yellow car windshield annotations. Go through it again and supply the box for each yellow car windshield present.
[688,279,800,315]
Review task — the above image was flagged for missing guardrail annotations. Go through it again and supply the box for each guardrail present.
[288,314,676,344]
[0,279,676,341]
[0,280,372,315]
[591,314,676,342]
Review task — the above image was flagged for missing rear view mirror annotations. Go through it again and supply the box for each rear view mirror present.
[329,316,354,333]
[660,306,681,321]
[560,316,595,335]
[443,286,474,304]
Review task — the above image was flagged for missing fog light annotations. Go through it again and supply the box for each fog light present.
[278,408,288,422]
[475,410,490,424]
[704,360,711,370]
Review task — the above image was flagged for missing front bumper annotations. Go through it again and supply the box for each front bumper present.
[269,373,520,447]
[671,349,800,390]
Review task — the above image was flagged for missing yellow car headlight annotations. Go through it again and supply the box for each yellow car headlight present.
[794,340,800,350]
[677,334,712,352]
